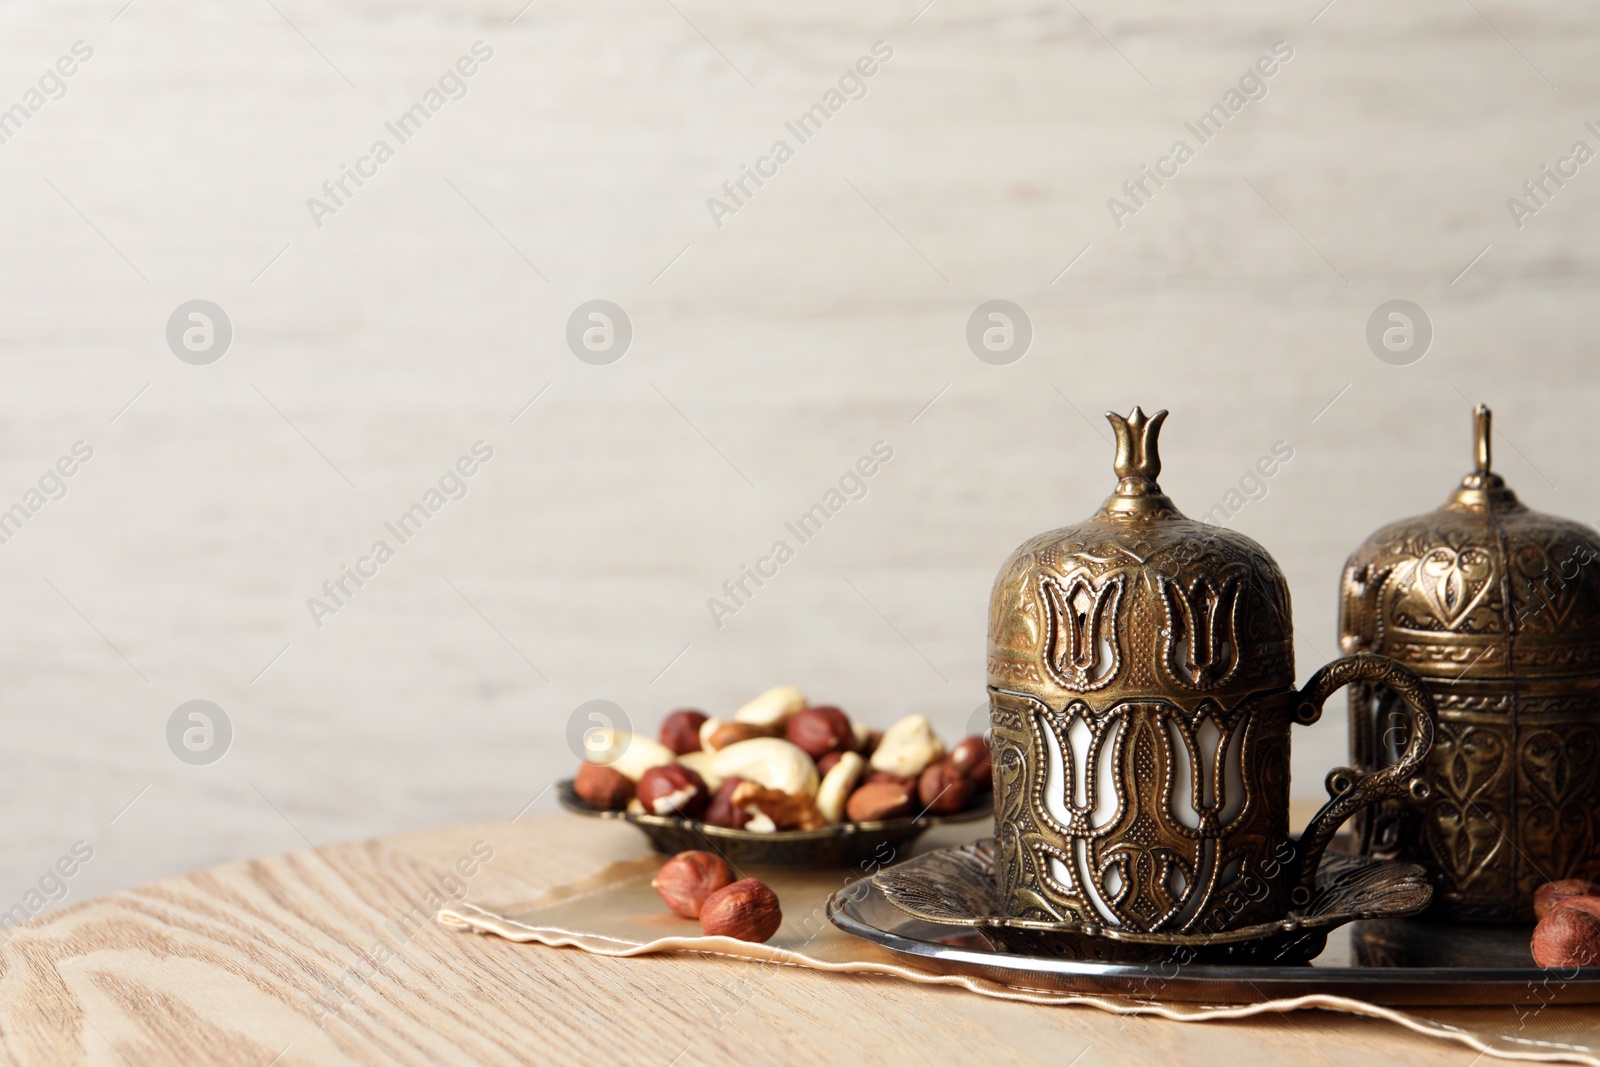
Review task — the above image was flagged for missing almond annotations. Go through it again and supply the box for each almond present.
[846,780,915,822]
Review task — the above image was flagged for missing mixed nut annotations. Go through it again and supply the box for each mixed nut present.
[650,849,783,942]
[1532,879,1600,968]
[573,685,992,831]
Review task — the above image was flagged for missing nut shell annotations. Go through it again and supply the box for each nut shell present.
[1535,880,1600,920]
[652,850,734,918]
[1532,902,1600,967]
[785,706,854,759]
[659,709,709,755]
[700,878,783,942]
[637,764,709,818]
[574,762,635,810]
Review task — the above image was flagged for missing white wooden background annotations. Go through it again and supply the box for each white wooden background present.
[0,0,1595,914]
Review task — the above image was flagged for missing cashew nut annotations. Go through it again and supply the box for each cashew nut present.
[850,720,872,752]
[677,749,723,790]
[698,718,725,751]
[710,737,820,797]
[815,751,864,825]
[734,684,807,729]
[586,729,676,782]
[868,715,945,779]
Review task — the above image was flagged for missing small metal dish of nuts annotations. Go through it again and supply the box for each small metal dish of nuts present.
[560,685,994,867]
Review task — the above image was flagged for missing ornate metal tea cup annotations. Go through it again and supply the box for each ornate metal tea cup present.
[1342,406,1600,921]
[985,408,1437,935]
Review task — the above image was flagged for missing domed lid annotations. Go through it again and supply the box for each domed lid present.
[1340,405,1600,680]
[987,408,1296,712]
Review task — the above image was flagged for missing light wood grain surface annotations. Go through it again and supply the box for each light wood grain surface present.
[3,0,1600,986]
[0,814,1553,1066]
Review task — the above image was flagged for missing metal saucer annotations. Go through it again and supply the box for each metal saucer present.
[826,841,1600,1005]
[865,839,1432,965]
[557,779,992,868]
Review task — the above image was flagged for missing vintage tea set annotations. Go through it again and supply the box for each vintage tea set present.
[872,402,1600,966]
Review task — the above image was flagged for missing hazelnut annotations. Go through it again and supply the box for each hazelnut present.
[846,780,915,823]
[1535,879,1600,920]
[636,764,709,818]
[652,850,734,918]
[574,762,635,810]
[918,759,977,815]
[786,706,855,760]
[949,735,992,791]
[701,720,771,752]
[1532,901,1600,967]
[862,729,884,758]
[704,776,751,829]
[1555,896,1600,920]
[816,751,844,776]
[659,709,709,755]
[700,878,783,942]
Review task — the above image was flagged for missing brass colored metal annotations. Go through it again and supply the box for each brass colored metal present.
[1342,405,1600,922]
[871,838,1432,964]
[987,408,1438,934]
[831,863,1600,1002]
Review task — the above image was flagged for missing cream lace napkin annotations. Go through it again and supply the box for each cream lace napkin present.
[438,856,1600,1065]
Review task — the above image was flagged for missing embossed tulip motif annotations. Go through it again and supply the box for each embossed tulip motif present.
[1024,699,1253,930]
[1160,575,1241,689]
[1041,575,1121,691]
[990,406,1438,933]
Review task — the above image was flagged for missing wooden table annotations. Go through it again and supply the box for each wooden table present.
[0,814,1523,1067]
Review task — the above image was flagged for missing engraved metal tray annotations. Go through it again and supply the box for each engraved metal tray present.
[826,840,1600,1005]
[557,779,992,868]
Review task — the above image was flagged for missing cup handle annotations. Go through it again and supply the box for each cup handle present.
[1287,652,1436,906]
